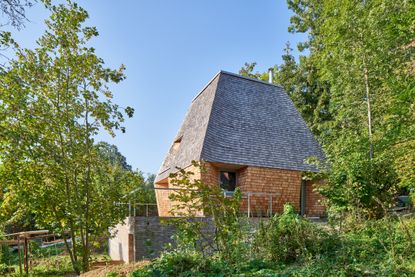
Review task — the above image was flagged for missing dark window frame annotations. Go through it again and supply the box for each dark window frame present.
[218,170,237,192]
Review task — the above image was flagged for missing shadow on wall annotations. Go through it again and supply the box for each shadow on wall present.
[118,242,123,262]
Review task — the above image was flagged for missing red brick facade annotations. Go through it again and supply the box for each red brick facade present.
[155,162,325,217]
[304,180,326,217]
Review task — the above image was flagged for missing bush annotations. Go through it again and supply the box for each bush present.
[131,251,231,277]
[0,245,12,266]
[252,203,336,263]
[132,214,415,276]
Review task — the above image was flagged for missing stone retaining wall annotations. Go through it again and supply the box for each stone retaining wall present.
[109,216,266,263]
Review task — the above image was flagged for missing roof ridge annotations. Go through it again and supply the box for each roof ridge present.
[192,71,221,102]
[219,70,283,89]
[192,70,283,103]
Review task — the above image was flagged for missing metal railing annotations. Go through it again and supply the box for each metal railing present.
[115,202,158,217]
[117,187,281,218]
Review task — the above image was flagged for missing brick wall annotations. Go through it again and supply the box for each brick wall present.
[305,180,326,217]
[201,162,302,215]
[155,164,203,217]
[155,161,324,217]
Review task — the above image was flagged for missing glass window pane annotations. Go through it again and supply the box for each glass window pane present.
[220,171,236,191]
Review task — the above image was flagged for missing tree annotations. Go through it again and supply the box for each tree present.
[239,43,331,137]
[0,0,37,28]
[287,0,415,216]
[241,0,414,216]
[0,1,135,273]
[239,62,268,81]
[168,162,246,263]
[95,141,132,171]
[1,0,41,70]
[274,43,331,137]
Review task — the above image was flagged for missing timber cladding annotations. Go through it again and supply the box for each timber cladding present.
[202,162,302,215]
[154,71,327,218]
[305,180,326,217]
[155,162,325,217]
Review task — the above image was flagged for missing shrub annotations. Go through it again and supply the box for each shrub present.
[252,203,336,263]
[131,251,231,277]
[168,162,249,264]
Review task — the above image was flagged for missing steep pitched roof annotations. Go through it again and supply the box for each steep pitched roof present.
[155,71,324,182]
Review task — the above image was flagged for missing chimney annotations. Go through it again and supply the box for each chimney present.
[268,68,273,84]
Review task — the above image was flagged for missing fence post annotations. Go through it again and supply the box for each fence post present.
[247,193,251,218]
[18,238,22,276]
[128,201,131,217]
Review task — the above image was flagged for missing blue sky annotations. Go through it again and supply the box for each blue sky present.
[8,0,305,175]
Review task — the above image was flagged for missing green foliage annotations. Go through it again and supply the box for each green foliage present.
[133,215,415,276]
[168,162,248,264]
[253,203,335,263]
[285,0,415,217]
[0,1,135,273]
[241,0,415,217]
[0,245,13,267]
[96,142,133,171]
[320,150,398,218]
[131,251,229,277]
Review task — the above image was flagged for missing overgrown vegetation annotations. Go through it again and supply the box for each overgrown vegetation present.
[134,208,415,276]
[132,166,415,276]
[167,162,248,262]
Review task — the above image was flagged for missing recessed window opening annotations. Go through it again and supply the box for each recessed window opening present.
[220,171,236,192]
[172,136,182,151]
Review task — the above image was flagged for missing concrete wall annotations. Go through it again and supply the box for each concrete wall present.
[108,217,135,263]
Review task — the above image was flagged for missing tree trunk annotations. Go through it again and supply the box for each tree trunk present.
[62,231,80,275]
[363,59,373,159]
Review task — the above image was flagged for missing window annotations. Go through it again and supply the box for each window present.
[172,136,182,151]
[219,171,236,191]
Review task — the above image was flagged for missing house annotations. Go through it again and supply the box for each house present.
[155,71,325,217]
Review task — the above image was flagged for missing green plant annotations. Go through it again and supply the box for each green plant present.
[167,161,248,264]
[253,203,336,263]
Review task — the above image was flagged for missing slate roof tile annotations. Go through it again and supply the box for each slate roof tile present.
[155,71,324,182]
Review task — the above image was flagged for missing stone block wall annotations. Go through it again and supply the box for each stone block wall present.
[110,216,267,263]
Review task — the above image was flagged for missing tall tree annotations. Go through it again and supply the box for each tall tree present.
[0,0,37,28]
[95,141,132,171]
[0,1,135,273]
[239,44,331,137]
[287,0,415,215]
